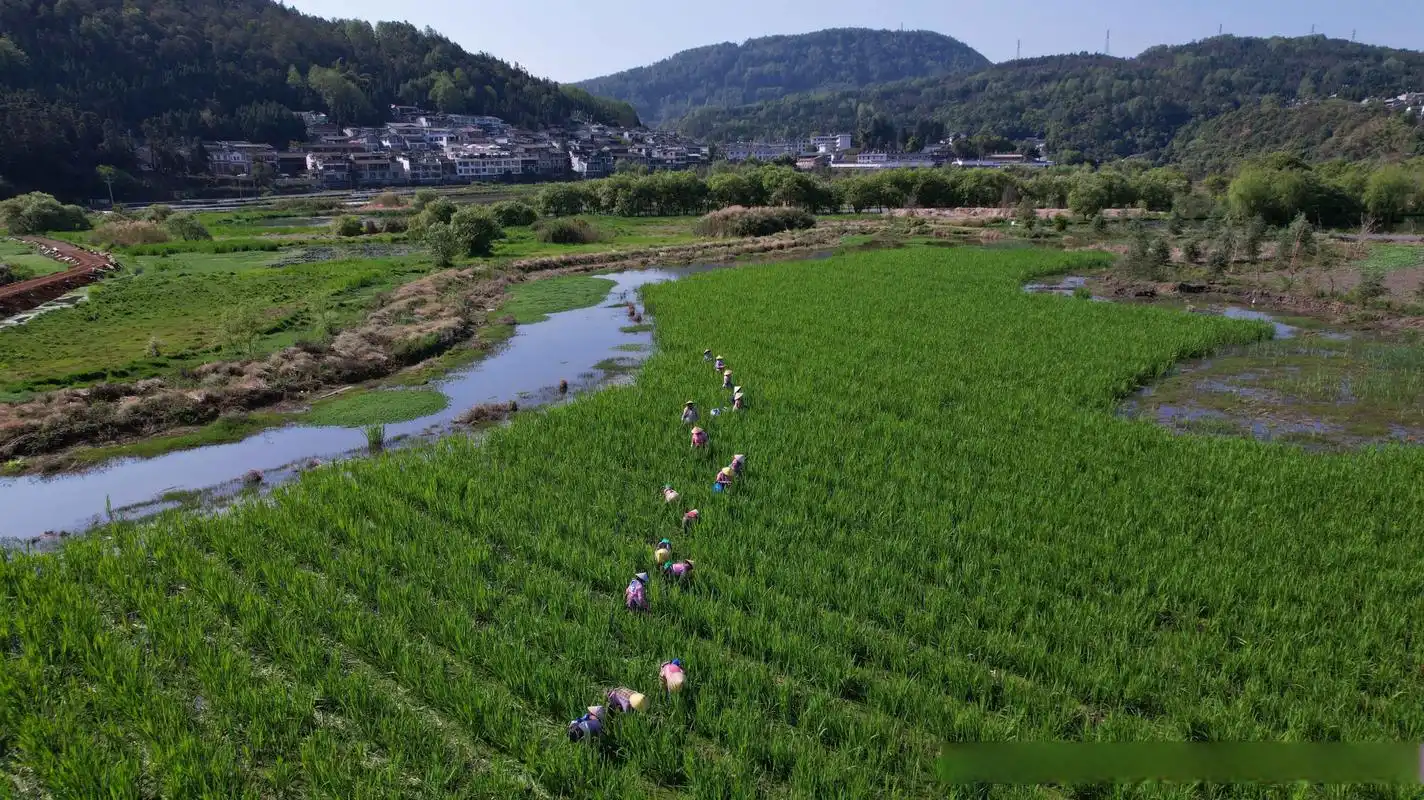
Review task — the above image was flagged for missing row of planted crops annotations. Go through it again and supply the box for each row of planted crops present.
[5,247,1424,798]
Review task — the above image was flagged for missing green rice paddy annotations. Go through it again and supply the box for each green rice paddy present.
[4,247,1423,797]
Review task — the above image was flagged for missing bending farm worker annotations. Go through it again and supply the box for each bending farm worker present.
[732,386,745,411]
[690,426,709,449]
[660,659,686,693]
[681,401,698,425]
[681,509,699,532]
[625,572,649,612]
[663,559,695,583]
[712,467,733,493]
[722,369,733,389]
[703,349,713,361]
[730,454,747,476]
[606,687,650,714]
[654,538,672,565]
[714,356,726,372]
[662,485,679,504]
[568,705,605,742]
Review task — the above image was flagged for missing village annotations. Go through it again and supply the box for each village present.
[164,105,1055,195]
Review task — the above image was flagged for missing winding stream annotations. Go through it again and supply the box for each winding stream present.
[1,266,715,542]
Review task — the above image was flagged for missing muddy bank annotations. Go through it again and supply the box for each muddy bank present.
[0,225,863,465]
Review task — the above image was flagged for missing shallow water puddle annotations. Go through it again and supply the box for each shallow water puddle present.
[1026,275,1424,451]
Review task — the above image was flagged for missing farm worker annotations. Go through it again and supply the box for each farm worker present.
[712,467,733,492]
[730,454,746,476]
[722,370,733,389]
[703,349,713,361]
[681,401,699,425]
[568,706,605,742]
[690,426,708,448]
[607,687,650,714]
[654,538,673,565]
[625,572,650,611]
[662,485,679,504]
[732,394,744,411]
[660,659,686,693]
[663,559,695,583]
[714,356,726,372]
[681,509,699,532]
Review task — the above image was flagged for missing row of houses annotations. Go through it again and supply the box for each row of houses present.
[195,108,714,188]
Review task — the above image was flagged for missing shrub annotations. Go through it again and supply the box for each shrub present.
[0,192,92,234]
[143,204,174,222]
[407,198,457,237]
[163,213,211,241]
[490,200,538,227]
[532,217,605,245]
[1356,268,1389,302]
[372,192,405,208]
[1090,214,1108,234]
[332,216,364,237]
[449,206,505,256]
[362,219,380,236]
[693,206,816,238]
[424,222,462,267]
[1052,214,1069,232]
[91,219,169,247]
[411,189,438,212]
[380,216,409,234]
[1182,238,1202,264]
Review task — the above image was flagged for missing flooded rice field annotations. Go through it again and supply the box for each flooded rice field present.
[1027,275,1424,451]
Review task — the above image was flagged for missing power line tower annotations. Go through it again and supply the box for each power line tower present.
[1105,29,1110,56]
[1016,39,1021,59]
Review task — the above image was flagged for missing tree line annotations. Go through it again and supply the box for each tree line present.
[526,158,1423,226]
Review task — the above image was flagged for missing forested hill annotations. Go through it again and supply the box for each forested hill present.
[0,0,638,199]
[673,35,1424,168]
[574,28,990,126]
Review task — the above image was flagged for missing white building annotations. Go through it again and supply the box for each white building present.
[810,133,853,153]
[449,146,522,180]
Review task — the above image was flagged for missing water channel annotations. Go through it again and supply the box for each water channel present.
[0,266,716,542]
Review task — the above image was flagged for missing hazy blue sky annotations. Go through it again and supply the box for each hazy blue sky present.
[283,0,1423,83]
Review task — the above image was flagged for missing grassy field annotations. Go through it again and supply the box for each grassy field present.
[0,216,701,395]
[5,246,1423,797]
[498,275,617,324]
[303,388,449,428]
[0,239,68,280]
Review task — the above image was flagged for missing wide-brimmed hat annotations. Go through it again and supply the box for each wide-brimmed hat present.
[634,572,649,583]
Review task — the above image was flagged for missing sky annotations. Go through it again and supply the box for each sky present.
[282,0,1424,84]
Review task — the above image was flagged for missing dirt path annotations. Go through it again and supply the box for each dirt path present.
[0,237,120,317]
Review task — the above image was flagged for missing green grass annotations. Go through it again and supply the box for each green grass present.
[65,412,291,467]
[302,388,449,427]
[497,275,616,324]
[1359,243,1424,273]
[0,239,68,279]
[5,246,1424,796]
[0,252,440,393]
[620,323,654,333]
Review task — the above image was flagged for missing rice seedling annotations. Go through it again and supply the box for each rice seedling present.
[4,246,1423,798]
[363,424,385,453]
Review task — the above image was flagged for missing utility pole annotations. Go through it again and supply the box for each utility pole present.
[1105,29,1110,56]
[1218,23,1223,35]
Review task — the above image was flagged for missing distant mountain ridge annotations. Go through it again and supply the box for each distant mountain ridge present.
[668,35,1424,170]
[574,28,990,126]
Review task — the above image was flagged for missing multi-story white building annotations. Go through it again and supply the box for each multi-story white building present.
[449,146,522,180]
[810,133,853,153]
[397,155,446,184]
